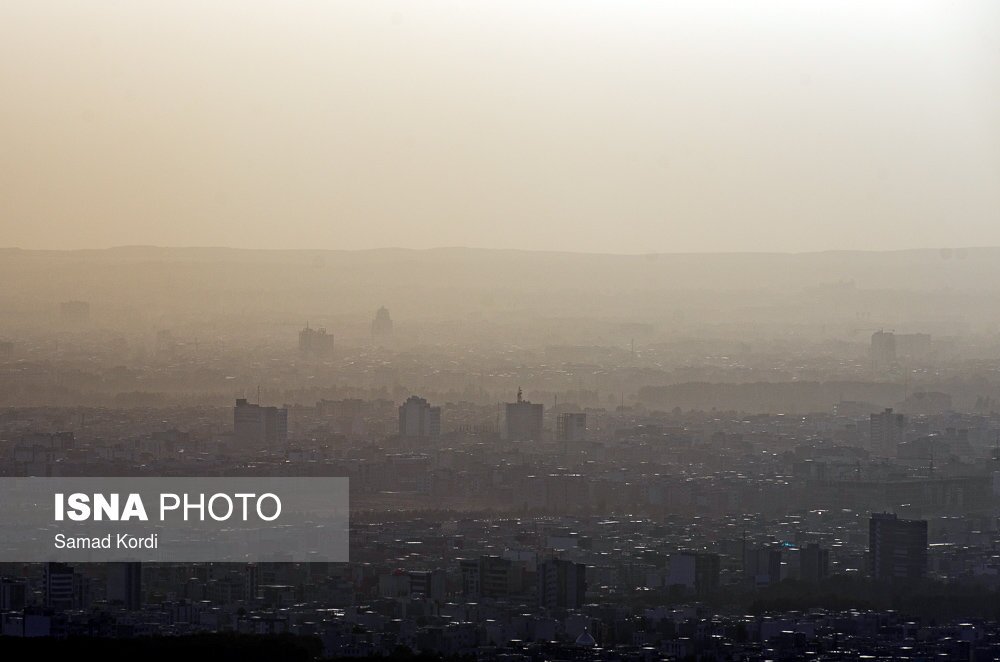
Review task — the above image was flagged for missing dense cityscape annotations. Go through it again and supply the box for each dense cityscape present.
[5,248,1000,659]
[3,1,999,658]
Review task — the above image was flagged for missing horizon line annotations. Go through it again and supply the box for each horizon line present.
[0,244,993,258]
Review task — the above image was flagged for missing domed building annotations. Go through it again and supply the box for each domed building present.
[574,628,596,647]
[371,306,394,346]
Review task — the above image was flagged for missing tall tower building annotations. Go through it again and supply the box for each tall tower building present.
[45,562,86,610]
[869,513,927,580]
[667,552,721,596]
[107,562,142,610]
[870,408,905,458]
[244,563,260,602]
[0,579,26,611]
[371,306,393,343]
[537,558,587,609]
[298,324,335,357]
[505,388,543,440]
[556,412,587,443]
[871,330,896,370]
[398,395,442,438]
[234,398,288,447]
[743,547,782,587]
[799,543,830,583]
[460,556,524,599]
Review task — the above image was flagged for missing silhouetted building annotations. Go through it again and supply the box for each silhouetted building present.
[869,513,927,581]
[244,563,259,602]
[299,324,335,357]
[45,562,87,610]
[234,398,288,447]
[0,579,26,611]
[408,569,446,602]
[870,408,905,458]
[799,543,830,583]
[398,395,441,438]
[556,412,587,443]
[107,562,142,610]
[371,306,393,340]
[505,388,543,440]
[60,300,90,323]
[871,330,896,369]
[668,552,721,595]
[460,556,524,599]
[744,547,782,587]
[538,558,587,609]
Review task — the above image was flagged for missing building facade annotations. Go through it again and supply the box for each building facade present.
[538,558,587,609]
[505,388,543,440]
[870,408,906,458]
[869,513,928,580]
[556,412,587,443]
[234,398,288,447]
[299,325,335,357]
[398,396,442,438]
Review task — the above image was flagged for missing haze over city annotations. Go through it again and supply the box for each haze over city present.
[5,2,1000,660]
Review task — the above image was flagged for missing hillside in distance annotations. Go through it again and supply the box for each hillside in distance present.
[0,246,997,345]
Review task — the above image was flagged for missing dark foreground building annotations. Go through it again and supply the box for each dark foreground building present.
[869,512,928,580]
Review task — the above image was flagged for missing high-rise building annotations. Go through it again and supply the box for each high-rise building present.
[398,395,441,438]
[298,324,335,357]
[378,569,411,598]
[234,398,288,447]
[869,513,927,581]
[244,563,259,602]
[407,569,446,602]
[537,558,587,609]
[505,388,544,440]
[744,547,782,587]
[871,330,896,369]
[459,558,481,597]
[107,562,142,610]
[45,562,87,610]
[460,556,524,599]
[556,412,587,443]
[371,306,393,341]
[0,579,26,611]
[870,408,906,458]
[667,552,721,595]
[799,543,830,583]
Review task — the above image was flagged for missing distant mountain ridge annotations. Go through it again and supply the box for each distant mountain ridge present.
[1,246,997,330]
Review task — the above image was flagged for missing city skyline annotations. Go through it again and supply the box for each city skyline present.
[4,2,1000,658]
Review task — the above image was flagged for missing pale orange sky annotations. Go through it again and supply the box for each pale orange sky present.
[1,1,998,253]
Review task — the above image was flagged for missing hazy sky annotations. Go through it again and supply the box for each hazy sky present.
[2,1,999,253]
